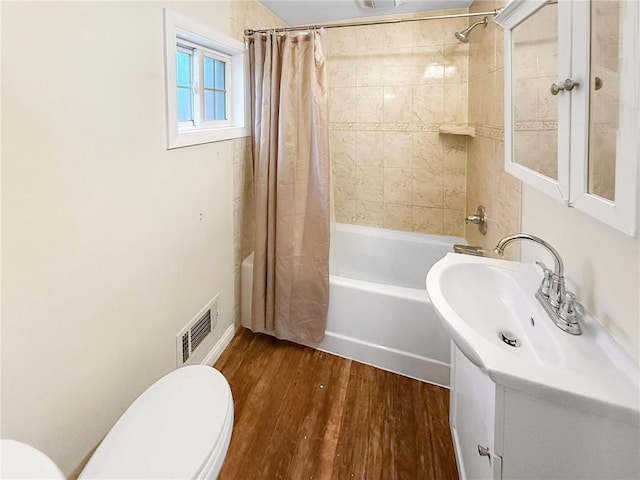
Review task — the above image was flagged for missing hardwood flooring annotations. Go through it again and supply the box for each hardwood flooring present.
[214,329,458,480]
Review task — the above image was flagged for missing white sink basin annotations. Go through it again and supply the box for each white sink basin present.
[426,253,640,425]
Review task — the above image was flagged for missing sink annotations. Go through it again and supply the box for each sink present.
[426,253,640,425]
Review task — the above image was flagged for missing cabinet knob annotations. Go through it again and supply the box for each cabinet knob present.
[563,77,579,91]
[550,78,580,95]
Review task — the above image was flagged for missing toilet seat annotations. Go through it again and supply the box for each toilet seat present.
[79,366,233,479]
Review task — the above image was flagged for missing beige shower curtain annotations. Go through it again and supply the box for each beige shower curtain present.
[248,30,330,343]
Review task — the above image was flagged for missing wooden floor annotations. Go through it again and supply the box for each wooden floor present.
[214,329,458,480]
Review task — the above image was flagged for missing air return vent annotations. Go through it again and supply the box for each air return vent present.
[176,294,219,367]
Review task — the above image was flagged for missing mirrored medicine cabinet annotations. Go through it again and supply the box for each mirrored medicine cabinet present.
[495,0,639,236]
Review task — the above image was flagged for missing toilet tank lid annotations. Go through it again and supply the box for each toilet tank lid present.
[79,365,233,479]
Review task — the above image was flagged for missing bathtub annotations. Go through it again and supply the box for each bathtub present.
[241,223,463,387]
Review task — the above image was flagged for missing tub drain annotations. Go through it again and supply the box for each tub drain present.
[499,330,520,347]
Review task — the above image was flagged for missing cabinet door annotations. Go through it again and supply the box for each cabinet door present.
[498,0,639,236]
[568,0,639,236]
[450,346,500,480]
[499,0,572,202]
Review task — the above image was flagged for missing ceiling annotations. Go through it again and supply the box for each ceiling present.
[257,0,473,26]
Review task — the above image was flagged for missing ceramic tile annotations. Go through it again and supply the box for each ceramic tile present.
[384,47,413,86]
[329,55,357,87]
[325,26,357,56]
[335,199,357,224]
[332,163,358,200]
[413,19,446,46]
[384,204,413,231]
[537,76,557,122]
[384,86,413,123]
[412,168,444,208]
[412,131,444,172]
[355,131,384,166]
[444,44,469,85]
[356,87,384,123]
[356,167,384,203]
[355,200,384,227]
[444,83,468,125]
[384,167,413,204]
[444,171,466,210]
[330,130,356,165]
[356,55,384,87]
[443,17,468,45]
[329,87,357,122]
[443,135,467,173]
[356,24,386,54]
[512,78,538,123]
[383,132,413,168]
[412,206,443,235]
[412,46,446,85]
[382,22,414,51]
[412,84,444,124]
[443,209,465,237]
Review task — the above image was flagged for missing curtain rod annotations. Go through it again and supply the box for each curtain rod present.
[244,8,502,36]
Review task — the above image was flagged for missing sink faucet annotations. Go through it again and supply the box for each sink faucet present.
[494,234,582,335]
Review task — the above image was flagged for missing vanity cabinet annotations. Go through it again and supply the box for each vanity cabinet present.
[495,0,639,236]
[449,343,640,480]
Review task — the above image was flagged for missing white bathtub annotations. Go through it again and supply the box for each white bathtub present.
[241,223,463,387]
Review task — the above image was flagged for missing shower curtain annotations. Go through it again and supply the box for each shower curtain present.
[248,30,330,343]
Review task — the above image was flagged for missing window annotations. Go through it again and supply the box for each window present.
[164,9,248,149]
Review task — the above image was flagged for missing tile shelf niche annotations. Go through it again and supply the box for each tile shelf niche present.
[438,125,476,137]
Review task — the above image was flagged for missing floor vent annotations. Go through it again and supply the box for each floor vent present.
[176,294,219,367]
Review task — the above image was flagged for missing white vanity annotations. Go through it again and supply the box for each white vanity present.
[427,253,640,480]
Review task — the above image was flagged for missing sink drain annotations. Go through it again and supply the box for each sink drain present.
[499,330,520,347]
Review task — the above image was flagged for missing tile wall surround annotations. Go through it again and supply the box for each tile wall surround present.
[465,0,522,261]
[232,1,518,280]
[229,0,286,327]
[324,9,471,236]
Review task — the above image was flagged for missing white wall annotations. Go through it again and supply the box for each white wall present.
[1,1,236,476]
[521,185,640,363]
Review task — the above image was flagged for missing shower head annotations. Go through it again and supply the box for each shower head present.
[454,16,489,43]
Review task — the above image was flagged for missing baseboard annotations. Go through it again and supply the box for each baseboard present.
[201,324,235,367]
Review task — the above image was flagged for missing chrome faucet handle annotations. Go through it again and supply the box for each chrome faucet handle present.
[558,292,582,334]
[535,262,552,298]
[558,292,577,322]
[548,274,566,309]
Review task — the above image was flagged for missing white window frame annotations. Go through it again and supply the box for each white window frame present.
[164,9,249,149]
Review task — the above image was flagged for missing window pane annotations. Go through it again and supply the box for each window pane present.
[204,56,214,89]
[176,51,191,87]
[204,91,214,121]
[178,87,192,122]
[215,60,225,89]
[215,91,226,120]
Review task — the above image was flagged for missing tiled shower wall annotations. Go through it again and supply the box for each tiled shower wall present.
[466,0,522,259]
[324,11,470,236]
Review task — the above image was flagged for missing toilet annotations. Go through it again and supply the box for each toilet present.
[3,366,233,479]
[1,439,66,479]
[80,365,234,479]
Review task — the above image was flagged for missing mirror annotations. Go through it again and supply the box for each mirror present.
[496,0,638,236]
[587,0,620,202]
[511,1,558,181]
